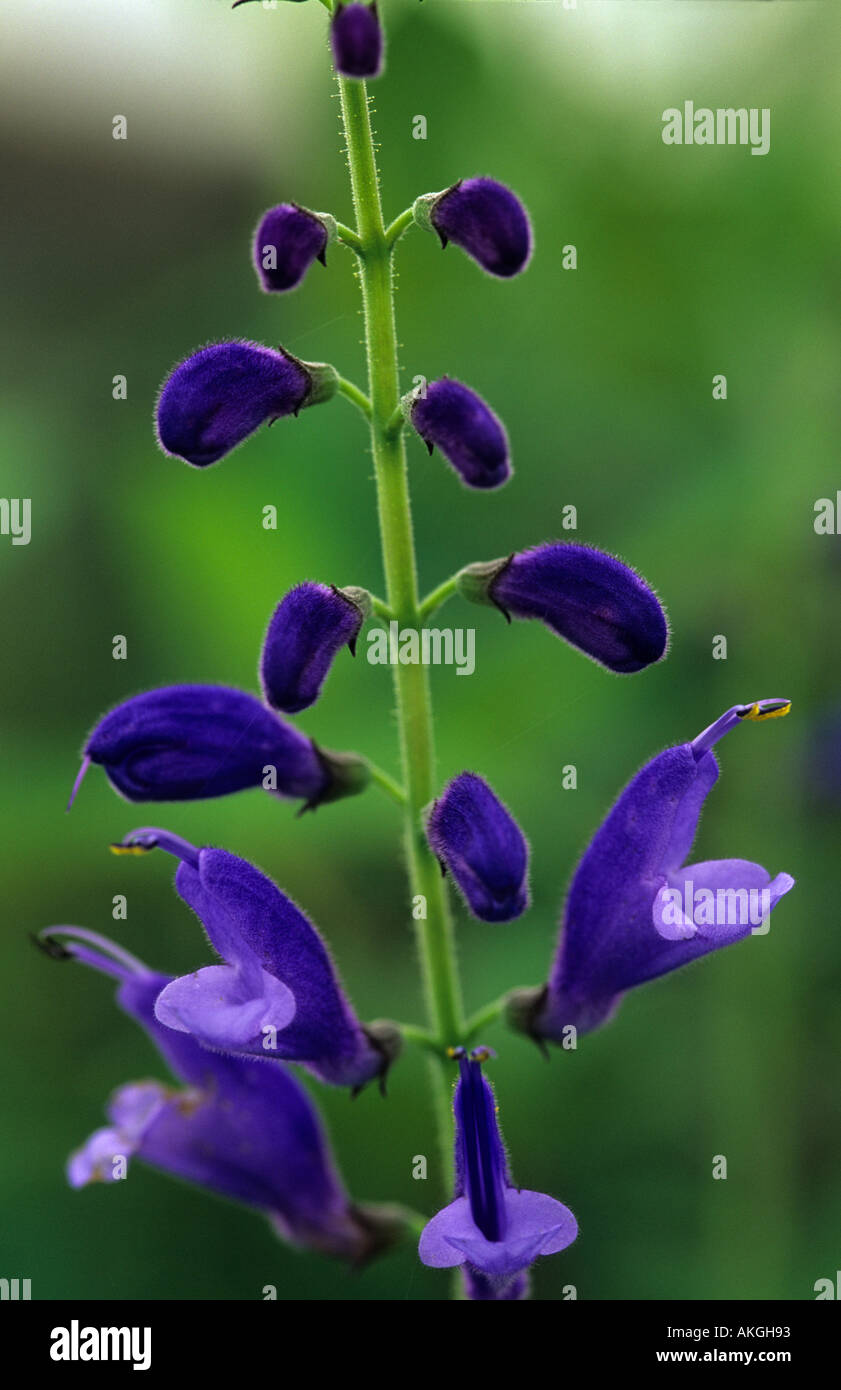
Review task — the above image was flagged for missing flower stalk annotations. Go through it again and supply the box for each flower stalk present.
[335,66,464,1177]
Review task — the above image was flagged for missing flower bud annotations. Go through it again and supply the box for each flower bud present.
[78,684,369,812]
[404,378,510,490]
[413,178,532,279]
[331,3,384,80]
[457,543,668,674]
[253,205,336,293]
[155,341,338,467]
[426,772,529,923]
[261,583,370,714]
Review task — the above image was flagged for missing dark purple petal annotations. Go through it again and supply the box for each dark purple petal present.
[114,831,398,1089]
[331,3,384,80]
[510,700,795,1042]
[465,543,668,674]
[253,204,330,293]
[427,773,529,923]
[260,583,365,714]
[83,684,328,806]
[419,1049,577,1280]
[409,378,510,490]
[155,340,311,466]
[53,932,394,1259]
[429,177,532,278]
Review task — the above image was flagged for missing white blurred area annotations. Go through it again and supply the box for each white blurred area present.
[0,0,326,172]
[0,0,813,170]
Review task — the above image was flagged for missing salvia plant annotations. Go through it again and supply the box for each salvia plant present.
[43,3,795,1301]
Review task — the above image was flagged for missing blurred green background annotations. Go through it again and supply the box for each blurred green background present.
[2,0,840,1301]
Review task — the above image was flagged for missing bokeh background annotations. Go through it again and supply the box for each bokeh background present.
[2,0,840,1301]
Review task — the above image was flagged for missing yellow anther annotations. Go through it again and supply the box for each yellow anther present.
[742,700,791,723]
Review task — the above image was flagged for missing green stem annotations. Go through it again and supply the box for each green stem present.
[366,760,407,806]
[418,575,458,622]
[370,594,396,622]
[334,220,364,254]
[336,375,372,419]
[337,72,463,1186]
[462,995,506,1044]
[384,206,415,250]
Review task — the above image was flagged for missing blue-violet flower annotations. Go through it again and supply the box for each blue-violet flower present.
[507,699,795,1043]
[457,543,669,674]
[419,1048,577,1299]
[260,583,370,714]
[406,378,510,490]
[41,926,402,1261]
[111,827,401,1091]
[426,772,529,923]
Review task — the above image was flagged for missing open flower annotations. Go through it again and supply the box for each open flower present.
[155,341,337,467]
[419,1048,577,1299]
[253,205,334,293]
[507,699,795,1044]
[457,543,668,674]
[260,583,369,714]
[414,178,532,278]
[406,378,510,490]
[43,927,404,1262]
[110,828,400,1091]
[72,684,369,813]
[426,772,529,923]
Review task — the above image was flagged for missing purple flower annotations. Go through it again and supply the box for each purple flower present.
[111,827,401,1091]
[72,684,369,813]
[260,583,368,714]
[414,178,532,279]
[406,378,510,490]
[253,204,333,293]
[507,699,795,1044]
[419,1048,577,1298]
[427,772,529,923]
[458,543,669,674]
[331,3,384,80]
[43,927,403,1261]
[155,341,337,467]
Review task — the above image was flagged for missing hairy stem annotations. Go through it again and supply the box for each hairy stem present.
[336,71,462,1184]
[418,575,458,622]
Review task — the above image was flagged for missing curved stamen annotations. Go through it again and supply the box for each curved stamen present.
[37,926,149,982]
[110,827,200,868]
[66,756,91,812]
[691,698,791,761]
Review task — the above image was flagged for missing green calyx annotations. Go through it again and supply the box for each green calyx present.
[455,556,513,608]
